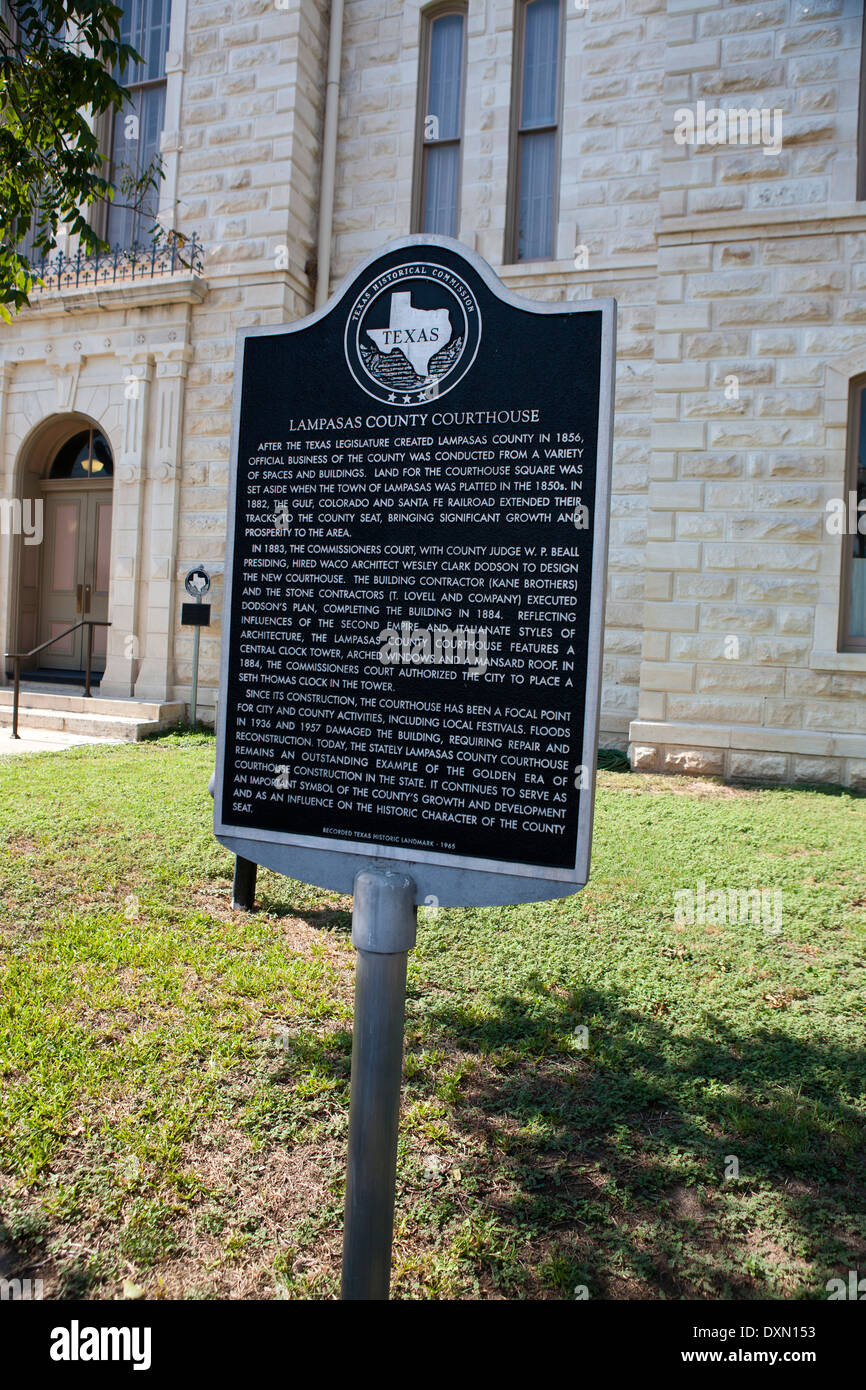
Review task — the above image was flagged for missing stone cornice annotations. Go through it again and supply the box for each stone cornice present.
[629,719,866,761]
[497,258,657,291]
[202,262,313,303]
[25,274,208,315]
[658,202,866,244]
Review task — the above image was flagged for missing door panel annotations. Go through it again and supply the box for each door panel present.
[51,503,79,592]
[39,494,87,669]
[47,620,77,657]
[89,496,112,665]
[38,488,112,673]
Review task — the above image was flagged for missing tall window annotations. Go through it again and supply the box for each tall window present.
[859,4,866,199]
[510,0,562,261]
[416,7,466,238]
[3,0,65,263]
[841,381,866,649]
[105,0,172,248]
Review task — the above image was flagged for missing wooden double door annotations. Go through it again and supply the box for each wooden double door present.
[38,483,112,672]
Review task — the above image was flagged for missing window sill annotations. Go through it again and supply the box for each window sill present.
[498,257,576,277]
[809,649,866,672]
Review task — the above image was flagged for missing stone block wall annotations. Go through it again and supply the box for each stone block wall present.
[330,0,667,745]
[173,0,330,705]
[629,0,866,790]
[2,0,865,787]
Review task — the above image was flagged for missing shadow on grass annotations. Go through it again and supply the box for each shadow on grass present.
[256,886,352,935]
[221,961,866,1298]
[726,778,859,800]
[0,1221,107,1300]
[4,976,862,1300]
[395,979,866,1298]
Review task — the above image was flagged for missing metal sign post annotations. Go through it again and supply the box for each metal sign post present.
[183,566,211,727]
[190,611,202,727]
[341,868,417,1300]
[212,235,616,1300]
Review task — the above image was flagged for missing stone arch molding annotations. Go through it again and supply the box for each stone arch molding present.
[825,348,866,407]
[0,364,122,671]
[1,333,192,699]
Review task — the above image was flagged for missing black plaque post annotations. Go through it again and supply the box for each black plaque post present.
[232,855,257,911]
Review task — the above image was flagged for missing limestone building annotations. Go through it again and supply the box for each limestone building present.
[1,0,865,786]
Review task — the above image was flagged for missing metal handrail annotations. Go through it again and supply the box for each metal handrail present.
[5,620,111,739]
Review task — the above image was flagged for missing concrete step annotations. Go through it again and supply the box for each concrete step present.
[0,688,183,721]
[0,698,185,742]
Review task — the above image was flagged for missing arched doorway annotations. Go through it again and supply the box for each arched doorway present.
[35,425,114,677]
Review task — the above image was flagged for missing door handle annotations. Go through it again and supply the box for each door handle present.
[77,584,83,613]
[84,585,92,614]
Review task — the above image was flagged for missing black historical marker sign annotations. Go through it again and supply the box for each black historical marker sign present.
[214,236,615,906]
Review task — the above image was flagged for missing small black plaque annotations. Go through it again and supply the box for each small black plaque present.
[182,603,211,627]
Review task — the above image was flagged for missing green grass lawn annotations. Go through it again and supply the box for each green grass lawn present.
[0,732,864,1300]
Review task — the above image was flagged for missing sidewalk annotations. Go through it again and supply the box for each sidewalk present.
[0,730,123,757]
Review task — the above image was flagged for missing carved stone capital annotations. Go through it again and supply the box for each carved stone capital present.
[48,358,84,412]
[117,458,143,485]
[149,459,179,483]
[115,349,154,379]
[154,344,194,378]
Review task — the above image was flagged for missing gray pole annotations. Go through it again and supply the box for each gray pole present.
[342,867,417,1301]
[190,601,201,727]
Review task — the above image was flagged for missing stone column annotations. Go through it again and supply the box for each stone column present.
[100,352,153,697]
[0,361,17,672]
[134,346,192,700]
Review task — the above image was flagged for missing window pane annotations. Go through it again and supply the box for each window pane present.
[144,0,170,80]
[106,83,166,247]
[851,562,866,638]
[10,0,64,46]
[427,12,464,142]
[15,207,43,264]
[521,0,560,129]
[118,0,172,82]
[517,128,555,259]
[423,143,460,237]
[49,431,114,480]
[10,0,64,258]
[849,390,866,638]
